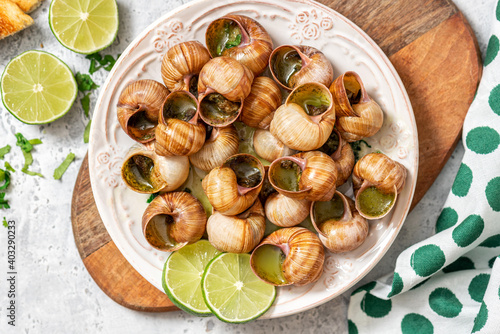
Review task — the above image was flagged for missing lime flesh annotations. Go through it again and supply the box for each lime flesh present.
[1,50,77,124]
[162,240,220,316]
[49,0,119,54]
[202,253,276,323]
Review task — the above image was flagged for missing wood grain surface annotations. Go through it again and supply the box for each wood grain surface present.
[71,0,482,312]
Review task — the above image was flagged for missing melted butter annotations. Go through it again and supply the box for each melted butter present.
[128,111,156,141]
[163,93,197,122]
[123,155,155,191]
[145,215,177,249]
[272,47,302,87]
[288,86,330,116]
[179,166,212,217]
[252,244,287,285]
[313,193,345,231]
[200,93,240,125]
[357,186,395,217]
[271,160,301,191]
[225,155,262,188]
[233,121,270,166]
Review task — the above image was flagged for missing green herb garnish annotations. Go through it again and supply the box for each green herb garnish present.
[0,193,9,209]
[54,153,76,180]
[4,162,15,173]
[147,192,159,203]
[84,120,92,144]
[86,53,120,74]
[15,133,44,178]
[350,140,372,162]
[0,169,10,190]
[0,145,11,159]
[225,34,242,49]
[2,217,7,228]
[81,93,91,118]
[75,72,99,92]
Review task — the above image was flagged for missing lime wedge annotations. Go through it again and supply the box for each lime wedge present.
[1,50,77,124]
[202,253,276,323]
[49,0,119,54]
[162,240,221,316]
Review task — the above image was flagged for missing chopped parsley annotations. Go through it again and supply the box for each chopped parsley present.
[15,133,44,178]
[2,217,7,228]
[86,53,120,74]
[225,34,242,49]
[0,145,11,159]
[350,140,372,162]
[4,162,15,173]
[81,93,91,118]
[0,193,9,209]
[75,72,99,92]
[84,120,92,144]
[0,168,10,190]
[53,153,76,180]
[147,192,159,203]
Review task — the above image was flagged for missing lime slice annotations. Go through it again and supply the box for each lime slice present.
[1,50,78,124]
[162,240,221,316]
[49,0,119,54]
[202,253,276,323]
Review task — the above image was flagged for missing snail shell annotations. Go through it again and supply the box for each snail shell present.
[205,14,273,76]
[330,71,383,142]
[117,80,169,143]
[189,125,240,172]
[268,151,337,202]
[270,82,335,151]
[311,191,368,253]
[160,41,211,95]
[121,143,189,194]
[207,199,265,253]
[202,153,265,216]
[317,128,355,186]
[253,129,295,163]
[198,57,254,127]
[240,76,282,129]
[250,227,325,286]
[352,153,407,219]
[265,192,310,227]
[269,45,334,91]
[154,90,206,156]
[142,192,207,251]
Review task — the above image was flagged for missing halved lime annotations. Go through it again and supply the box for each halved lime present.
[1,50,78,124]
[162,240,221,316]
[49,0,119,54]
[201,253,276,323]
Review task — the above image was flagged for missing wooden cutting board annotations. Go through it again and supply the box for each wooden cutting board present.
[71,0,481,312]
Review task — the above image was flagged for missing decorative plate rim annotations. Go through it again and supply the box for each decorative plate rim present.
[88,0,418,319]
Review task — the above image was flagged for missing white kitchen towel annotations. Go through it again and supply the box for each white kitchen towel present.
[347,2,500,333]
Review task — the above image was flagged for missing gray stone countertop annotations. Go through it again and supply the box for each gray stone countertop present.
[0,0,494,333]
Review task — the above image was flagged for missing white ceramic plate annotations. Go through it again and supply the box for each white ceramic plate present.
[89,0,418,319]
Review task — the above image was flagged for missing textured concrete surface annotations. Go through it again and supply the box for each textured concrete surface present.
[0,0,493,333]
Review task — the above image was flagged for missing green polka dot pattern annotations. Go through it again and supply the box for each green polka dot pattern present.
[485,35,499,66]
[411,245,446,277]
[435,207,459,233]
[489,84,500,116]
[488,256,496,268]
[429,288,462,318]
[442,257,475,273]
[401,313,434,334]
[486,177,500,211]
[388,272,404,297]
[479,234,500,247]
[472,303,488,333]
[452,215,484,247]
[466,127,500,154]
[451,164,473,197]
[352,281,376,296]
[347,320,358,334]
[468,274,491,302]
[360,293,392,318]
